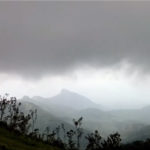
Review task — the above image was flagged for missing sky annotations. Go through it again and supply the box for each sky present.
[1,2,150,109]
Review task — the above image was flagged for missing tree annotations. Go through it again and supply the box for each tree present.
[55,125,61,140]
[73,117,83,149]
[102,132,121,150]
[30,109,37,133]
[61,123,66,143]
[0,94,9,121]
[67,129,77,150]
[0,94,31,135]
[86,130,102,150]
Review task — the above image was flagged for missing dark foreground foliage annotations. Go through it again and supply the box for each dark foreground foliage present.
[1,94,150,150]
[0,123,61,150]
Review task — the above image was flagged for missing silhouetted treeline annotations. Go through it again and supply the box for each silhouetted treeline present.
[1,94,150,150]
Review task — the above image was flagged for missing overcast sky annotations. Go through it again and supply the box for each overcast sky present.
[1,2,150,109]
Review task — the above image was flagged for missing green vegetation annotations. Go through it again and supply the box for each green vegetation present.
[0,124,60,150]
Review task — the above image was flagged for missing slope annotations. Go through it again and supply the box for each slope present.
[0,125,60,150]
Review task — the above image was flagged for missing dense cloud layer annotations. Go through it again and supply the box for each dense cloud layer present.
[0,2,150,78]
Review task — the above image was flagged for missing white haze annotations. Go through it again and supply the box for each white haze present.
[1,62,150,110]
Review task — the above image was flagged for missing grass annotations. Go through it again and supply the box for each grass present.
[0,127,60,150]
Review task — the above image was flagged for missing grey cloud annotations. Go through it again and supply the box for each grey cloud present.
[0,2,150,78]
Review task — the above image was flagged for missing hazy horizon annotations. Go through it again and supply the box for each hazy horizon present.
[1,2,150,110]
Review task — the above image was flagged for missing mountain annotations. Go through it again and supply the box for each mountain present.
[47,89,101,110]
[20,91,150,143]
[21,89,102,118]
[110,106,150,124]
[77,108,112,121]
[124,125,150,143]
[19,100,74,133]
[19,100,90,149]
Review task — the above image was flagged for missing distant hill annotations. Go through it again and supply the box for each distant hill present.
[18,100,89,149]
[21,89,101,118]
[78,108,112,121]
[46,89,101,110]
[124,125,150,143]
[31,89,101,110]
[20,91,150,143]
[110,106,150,124]
[19,101,74,133]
